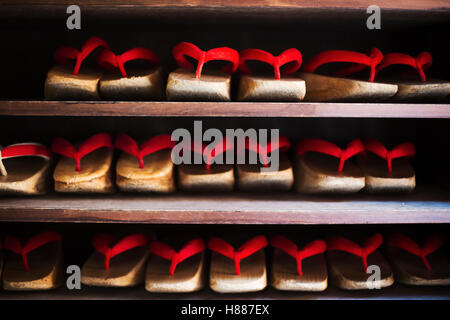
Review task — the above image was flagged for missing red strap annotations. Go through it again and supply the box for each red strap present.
[51,133,113,172]
[203,137,235,171]
[376,52,432,82]
[386,234,444,271]
[97,47,160,78]
[149,238,206,276]
[239,48,302,80]
[295,138,364,172]
[172,42,239,79]
[364,139,415,174]
[0,143,51,176]
[92,233,150,270]
[4,231,62,272]
[115,134,175,169]
[208,235,268,275]
[239,135,291,168]
[327,233,383,272]
[53,36,109,75]
[303,48,383,82]
[270,236,326,276]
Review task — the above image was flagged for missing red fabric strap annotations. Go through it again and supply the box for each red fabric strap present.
[51,133,113,172]
[149,238,206,276]
[239,48,302,80]
[172,42,239,79]
[115,134,175,169]
[203,137,235,171]
[54,36,109,75]
[303,48,383,82]
[386,234,443,271]
[4,231,62,271]
[93,233,150,270]
[208,235,268,275]
[97,47,160,78]
[295,138,364,172]
[0,143,51,176]
[364,139,415,174]
[327,233,383,272]
[239,135,291,168]
[270,235,326,276]
[376,52,432,82]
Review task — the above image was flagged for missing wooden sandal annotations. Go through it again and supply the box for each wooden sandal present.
[208,235,268,293]
[146,237,206,293]
[45,36,108,100]
[358,139,416,193]
[300,48,398,102]
[81,233,151,287]
[327,233,394,290]
[294,138,365,194]
[270,235,327,291]
[236,135,294,192]
[376,52,450,102]
[2,231,63,291]
[237,48,305,101]
[51,133,115,193]
[177,137,234,192]
[0,142,52,195]
[115,134,176,193]
[166,42,239,101]
[97,47,164,100]
[385,233,450,286]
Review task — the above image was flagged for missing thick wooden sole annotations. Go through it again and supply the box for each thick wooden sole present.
[294,154,365,194]
[2,242,63,291]
[300,72,398,102]
[145,252,205,293]
[209,250,267,293]
[44,65,102,100]
[271,248,328,291]
[385,247,450,286]
[166,69,231,101]
[177,164,234,192]
[116,150,176,193]
[81,247,149,287]
[327,250,394,290]
[391,79,450,102]
[0,157,51,195]
[238,75,305,101]
[99,67,165,100]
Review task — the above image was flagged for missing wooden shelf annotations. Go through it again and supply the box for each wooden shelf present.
[0,188,449,224]
[0,101,449,118]
[0,284,448,300]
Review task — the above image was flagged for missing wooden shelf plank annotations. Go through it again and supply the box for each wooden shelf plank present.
[0,101,449,118]
[0,189,449,224]
[0,284,448,300]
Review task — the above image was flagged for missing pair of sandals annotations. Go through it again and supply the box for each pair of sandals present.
[1,231,448,291]
[45,37,450,102]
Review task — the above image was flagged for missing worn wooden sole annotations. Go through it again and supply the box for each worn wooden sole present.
[300,72,398,102]
[145,252,205,293]
[294,154,365,194]
[358,155,415,193]
[166,69,231,101]
[236,157,294,192]
[2,242,63,291]
[210,250,267,293]
[99,67,165,100]
[327,250,394,290]
[385,247,450,286]
[238,75,306,101]
[44,65,102,100]
[271,248,327,291]
[116,150,175,193]
[0,157,52,195]
[81,247,149,287]
[53,149,115,194]
[387,78,450,102]
[178,164,234,192]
